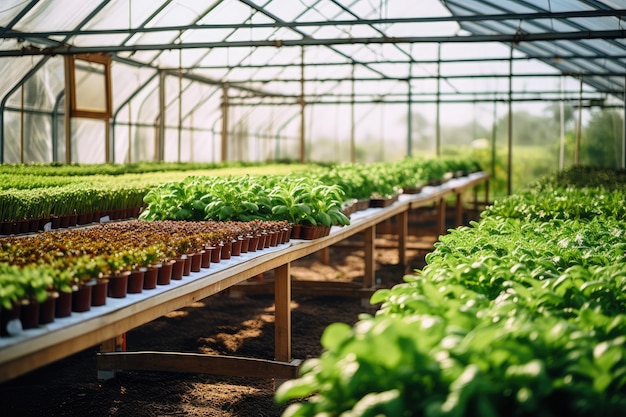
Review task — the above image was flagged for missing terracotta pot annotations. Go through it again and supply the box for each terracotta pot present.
[211,244,223,263]
[300,225,320,240]
[39,292,58,325]
[257,233,267,250]
[240,236,250,253]
[248,236,259,252]
[171,256,186,280]
[0,221,11,235]
[68,214,78,227]
[91,279,108,306]
[77,212,92,225]
[28,218,39,233]
[221,241,232,260]
[107,272,130,298]
[201,248,212,269]
[190,252,203,272]
[158,260,174,285]
[127,268,146,294]
[72,284,92,312]
[291,224,302,239]
[50,215,61,229]
[38,217,50,231]
[59,214,71,228]
[0,302,21,336]
[232,239,242,256]
[19,299,40,330]
[262,233,271,248]
[143,265,159,289]
[17,219,29,234]
[55,289,73,318]
[182,255,192,276]
[269,231,279,247]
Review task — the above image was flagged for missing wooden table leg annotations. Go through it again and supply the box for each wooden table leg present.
[274,263,291,363]
[97,334,125,380]
[455,192,463,227]
[364,225,376,288]
[320,247,330,264]
[397,210,408,266]
[437,197,447,236]
[485,179,490,206]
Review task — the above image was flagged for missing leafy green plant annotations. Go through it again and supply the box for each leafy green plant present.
[276,167,626,417]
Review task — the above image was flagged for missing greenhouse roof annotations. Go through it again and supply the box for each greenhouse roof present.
[0,0,625,167]
[0,0,624,104]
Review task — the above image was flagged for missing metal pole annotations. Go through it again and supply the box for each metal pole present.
[507,46,513,195]
[350,63,355,163]
[105,119,110,163]
[436,43,441,158]
[299,46,305,163]
[559,76,565,170]
[491,100,497,197]
[20,85,24,163]
[623,75,626,169]
[64,55,72,164]
[575,75,582,166]
[407,61,413,157]
[221,83,229,162]
[157,69,166,162]
[177,48,183,162]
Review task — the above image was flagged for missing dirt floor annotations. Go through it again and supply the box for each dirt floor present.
[0,218,446,417]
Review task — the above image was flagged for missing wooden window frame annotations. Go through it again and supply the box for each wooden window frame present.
[65,53,113,120]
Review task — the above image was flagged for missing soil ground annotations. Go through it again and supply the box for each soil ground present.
[0,211,465,417]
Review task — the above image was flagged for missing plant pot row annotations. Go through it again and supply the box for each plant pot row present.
[0,206,144,237]
[0,225,292,337]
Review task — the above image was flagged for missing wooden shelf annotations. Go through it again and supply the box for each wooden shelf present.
[0,172,488,383]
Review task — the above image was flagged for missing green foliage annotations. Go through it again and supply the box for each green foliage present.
[277,167,626,417]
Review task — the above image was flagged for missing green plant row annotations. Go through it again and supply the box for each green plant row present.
[276,168,626,417]
[139,157,481,225]
[140,174,351,227]
[0,157,480,224]
[484,166,626,222]
[0,160,294,178]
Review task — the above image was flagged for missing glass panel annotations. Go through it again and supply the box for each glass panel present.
[15,0,102,32]
[74,60,107,113]
[0,0,32,26]
[73,118,106,163]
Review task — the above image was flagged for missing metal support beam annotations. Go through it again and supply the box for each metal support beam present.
[299,47,305,163]
[436,43,442,158]
[64,55,72,164]
[221,83,229,162]
[157,69,166,162]
[559,76,565,170]
[623,75,626,169]
[407,61,413,157]
[5,9,624,39]
[507,46,513,196]
[350,64,355,163]
[5,30,626,57]
[575,76,583,166]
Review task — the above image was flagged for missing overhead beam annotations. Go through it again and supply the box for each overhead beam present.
[190,54,626,69]
[2,9,624,39]
[215,71,626,84]
[3,30,626,57]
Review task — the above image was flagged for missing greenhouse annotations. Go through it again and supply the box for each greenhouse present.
[0,1,625,416]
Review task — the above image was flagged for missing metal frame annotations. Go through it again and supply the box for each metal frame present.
[0,0,624,167]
